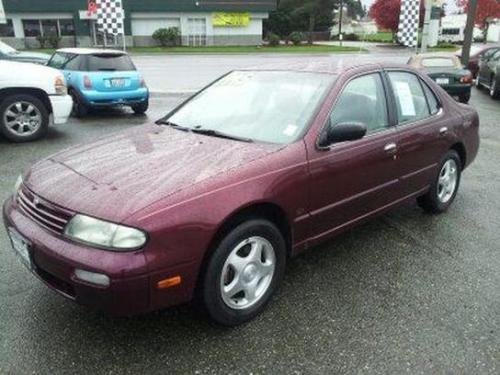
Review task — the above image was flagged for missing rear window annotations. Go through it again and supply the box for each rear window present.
[421,57,458,68]
[86,54,135,71]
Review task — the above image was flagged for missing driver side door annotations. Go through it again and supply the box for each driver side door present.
[306,72,402,242]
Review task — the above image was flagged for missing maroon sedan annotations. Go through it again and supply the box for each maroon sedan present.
[3,63,479,326]
[457,44,500,78]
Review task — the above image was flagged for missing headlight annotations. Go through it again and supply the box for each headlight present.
[55,76,67,96]
[14,175,23,194]
[64,214,147,251]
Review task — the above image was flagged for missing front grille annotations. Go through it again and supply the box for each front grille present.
[17,186,73,234]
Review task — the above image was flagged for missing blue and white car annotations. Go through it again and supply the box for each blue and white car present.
[47,48,149,117]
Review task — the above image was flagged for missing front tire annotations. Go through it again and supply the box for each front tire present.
[202,219,286,326]
[0,94,49,142]
[489,76,500,99]
[417,150,461,214]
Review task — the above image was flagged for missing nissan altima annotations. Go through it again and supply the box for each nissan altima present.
[3,63,479,326]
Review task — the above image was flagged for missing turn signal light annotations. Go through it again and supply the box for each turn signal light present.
[83,75,93,90]
[156,276,182,289]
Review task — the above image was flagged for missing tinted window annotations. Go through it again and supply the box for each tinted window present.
[0,20,15,37]
[48,53,68,69]
[388,72,430,124]
[64,54,83,71]
[23,20,41,37]
[41,20,58,36]
[421,81,440,115]
[330,73,389,134]
[483,48,500,59]
[168,71,336,144]
[59,19,75,36]
[86,54,136,71]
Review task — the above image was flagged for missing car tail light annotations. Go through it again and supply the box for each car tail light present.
[83,75,93,90]
[139,76,147,88]
[54,76,67,95]
[460,74,473,84]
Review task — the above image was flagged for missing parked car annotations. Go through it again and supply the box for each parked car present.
[456,44,500,78]
[47,48,149,117]
[476,48,500,99]
[0,40,50,65]
[3,64,479,325]
[0,60,72,142]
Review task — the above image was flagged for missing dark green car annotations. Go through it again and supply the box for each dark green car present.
[408,52,473,104]
[0,40,50,65]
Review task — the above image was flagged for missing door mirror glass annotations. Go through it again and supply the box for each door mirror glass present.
[323,122,367,145]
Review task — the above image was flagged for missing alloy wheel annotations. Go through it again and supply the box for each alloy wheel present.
[220,236,276,310]
[3,101,42,137]
[437,159,458,204]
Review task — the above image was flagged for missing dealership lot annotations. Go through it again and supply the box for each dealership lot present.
[1,56,499,373]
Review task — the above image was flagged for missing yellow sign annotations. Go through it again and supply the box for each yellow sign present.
[213,12,250,27]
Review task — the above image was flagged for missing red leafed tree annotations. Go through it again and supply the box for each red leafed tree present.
[457,0,500,28]
[369,0,425,34]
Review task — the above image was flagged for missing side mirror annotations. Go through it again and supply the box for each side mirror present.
[320,121,367,146]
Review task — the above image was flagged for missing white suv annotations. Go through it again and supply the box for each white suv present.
[0,60,73,142]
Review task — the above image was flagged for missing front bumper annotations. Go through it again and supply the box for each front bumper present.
[49,94,73,125]
[3,196,152,316]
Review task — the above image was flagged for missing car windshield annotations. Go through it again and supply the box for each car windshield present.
[0,40,16,55]
[166,71,336,144]
[87,54,136,71]
[421,57,458,68]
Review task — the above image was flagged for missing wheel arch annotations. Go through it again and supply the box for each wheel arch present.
[450,142,466,170]
[194,201,293,296]
[0,87,52,114]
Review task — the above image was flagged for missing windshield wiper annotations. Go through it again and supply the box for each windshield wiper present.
[156,120,190,132]
[191,128,254,143]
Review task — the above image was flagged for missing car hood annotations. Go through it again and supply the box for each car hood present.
[24,124,283,222]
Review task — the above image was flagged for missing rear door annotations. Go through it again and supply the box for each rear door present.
[307,71,401,240]
[85,53,140,92]
[385,70,449,196]
[478,48,500,85]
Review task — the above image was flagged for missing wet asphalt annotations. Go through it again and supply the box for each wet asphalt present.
[0,79,499,373]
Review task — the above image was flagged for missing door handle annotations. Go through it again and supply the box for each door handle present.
[439,126,448,135]
[384,142,397,153]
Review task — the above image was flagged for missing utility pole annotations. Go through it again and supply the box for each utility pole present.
[338,0,344,46]
[461,0,478,66]
[420,0,432,53]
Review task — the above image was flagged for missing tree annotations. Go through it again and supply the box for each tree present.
[456,0,500,28]
[369,0,425,35]
[265,0,336,43]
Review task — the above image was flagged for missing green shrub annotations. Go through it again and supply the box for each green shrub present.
[47,35,62,49]
[152,27,180,47]
[36,35,48,48]
[267,33,281,46]
[288,31,304,46]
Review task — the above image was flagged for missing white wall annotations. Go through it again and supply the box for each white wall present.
[487,23,500,42]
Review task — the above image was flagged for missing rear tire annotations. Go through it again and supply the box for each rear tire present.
[69,90,88,118]
[0,94,49,142]
[132,100,149,115]
[201,219,286,326]
[458,92,470,104]
[417,150,461,214]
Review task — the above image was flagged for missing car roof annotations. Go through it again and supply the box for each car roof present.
[56,48,127,55]
[238,62,417,75]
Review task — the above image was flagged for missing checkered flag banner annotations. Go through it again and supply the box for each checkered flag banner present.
[96,0,124,36]
[397,0,420,48]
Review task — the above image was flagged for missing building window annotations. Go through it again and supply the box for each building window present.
[59,19,75,36]
[23,19,42,37]
[22,19,75,38]
[0,19,15,37]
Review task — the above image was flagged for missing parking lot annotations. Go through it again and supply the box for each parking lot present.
[1,53,499,374]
